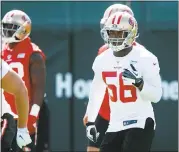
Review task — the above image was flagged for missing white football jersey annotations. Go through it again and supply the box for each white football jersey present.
[0,59,15,116]
[87,45,162,132]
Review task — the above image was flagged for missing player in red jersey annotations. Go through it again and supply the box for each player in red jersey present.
[83,4,135,152]
[2,10,46,151]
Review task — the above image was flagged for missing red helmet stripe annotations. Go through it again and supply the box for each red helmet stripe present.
[117,15,122,24]
[112,15,116,24]
[108,9,113,18]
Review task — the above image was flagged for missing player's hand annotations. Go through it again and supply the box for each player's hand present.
[83,114,88,126]
[86,122,99,143]
[16,128,32,150]
[122,64,143,88]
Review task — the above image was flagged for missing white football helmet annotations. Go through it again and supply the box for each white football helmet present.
[1,10,31,43]
[101,12,138,52]
[100,4,134,42]
[100,4,134,29]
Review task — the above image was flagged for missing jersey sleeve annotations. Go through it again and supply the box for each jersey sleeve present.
[98,44,108,55]
[0,60,10,80]
[86,58,107,122]
[32,43,46,60]
[140,56,162,103]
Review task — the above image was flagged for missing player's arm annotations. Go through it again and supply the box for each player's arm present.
[86,62,106,123]
[84,45,108,122]
[139,57,162,103]
[29,52,46,116]
[1,65,29,128]
[86,59,106,143]
[1,60,32,149]
[83,46,107,126]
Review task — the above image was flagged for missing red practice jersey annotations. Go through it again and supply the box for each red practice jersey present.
[2,38,45,117]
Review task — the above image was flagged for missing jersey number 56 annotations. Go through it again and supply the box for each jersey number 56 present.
[102,71,137,103]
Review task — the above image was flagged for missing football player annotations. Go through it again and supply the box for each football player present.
[1,10,47,151]
[83,4,136,152]
[1,59,32,151]
[86,12,162,152]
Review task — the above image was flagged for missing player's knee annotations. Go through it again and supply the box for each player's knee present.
[87,146,100,152]
[17,81,28,96]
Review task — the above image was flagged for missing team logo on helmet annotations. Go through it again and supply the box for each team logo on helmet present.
[128,17,134,27]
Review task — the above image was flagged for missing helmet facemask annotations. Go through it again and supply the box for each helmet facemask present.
[2,21,30,44]
[2,23,20,38]
[102,18,138,52]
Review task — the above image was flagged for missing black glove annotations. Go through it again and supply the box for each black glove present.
[86,122,99,143]
[122,64,143,88]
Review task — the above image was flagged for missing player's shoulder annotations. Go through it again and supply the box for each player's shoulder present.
[30,42,42,53]
[1,44,10,59]
[98,44,109,55]
[96,47,112,61]
[30,42,46,60]
[134,42,146,49]
[134,43,158,62]
[2,43,9,52]
[93,48,112,70]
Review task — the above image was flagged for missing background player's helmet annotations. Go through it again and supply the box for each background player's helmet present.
[102,12,138,52]
[100,4,134,42]
[1,10,31,43]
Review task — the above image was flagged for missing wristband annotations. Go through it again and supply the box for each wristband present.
[86,122,95,127]
[30,104,40,117]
